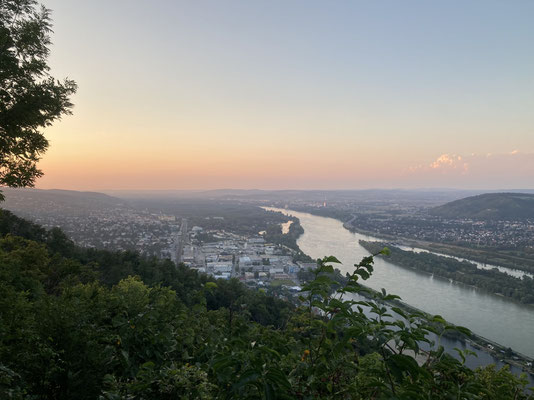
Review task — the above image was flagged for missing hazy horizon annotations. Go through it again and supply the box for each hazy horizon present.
[8,186,534,196]
[35,0,534,191]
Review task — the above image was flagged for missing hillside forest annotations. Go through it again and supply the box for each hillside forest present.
[1,209,532,399]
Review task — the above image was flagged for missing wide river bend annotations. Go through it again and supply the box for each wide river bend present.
[267,208,534,360]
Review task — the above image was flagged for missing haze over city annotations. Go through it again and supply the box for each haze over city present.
[38,0,534,190]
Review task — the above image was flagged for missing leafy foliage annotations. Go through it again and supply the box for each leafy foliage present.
[0,210,532,399]
[0,0,77,199]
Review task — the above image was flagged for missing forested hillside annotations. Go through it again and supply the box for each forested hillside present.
[1,209,532,399]
[1,188,129,217]
[430,193,534,220]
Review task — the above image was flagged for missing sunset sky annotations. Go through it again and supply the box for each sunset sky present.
[37,0,534,190]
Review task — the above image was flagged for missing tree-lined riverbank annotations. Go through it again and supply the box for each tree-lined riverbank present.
[359,241,534,305]
[268,208,534,360]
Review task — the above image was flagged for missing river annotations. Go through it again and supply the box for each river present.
[281,220,293,234]
[266,208,534,362]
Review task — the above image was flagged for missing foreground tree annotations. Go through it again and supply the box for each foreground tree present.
[0,0,77,200]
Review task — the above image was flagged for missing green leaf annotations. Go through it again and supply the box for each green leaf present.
[454,347,466,364]
[380,247,391,256]
[387,354,421,377]
[266,369,291,389]
[355,269,370,280]
[391,307,407,318]
[317,264,334,274]
[322,255,342,264]
[259,346,282,361]
[233,369,260,390]
[432,315,447,324]
[455,325,472,337]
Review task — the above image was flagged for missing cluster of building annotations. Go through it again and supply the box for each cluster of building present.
[27,208,180,255]
[15,201,317,288]
[6,192,317,291]
[348,214,534,250]
[172,227,316,288]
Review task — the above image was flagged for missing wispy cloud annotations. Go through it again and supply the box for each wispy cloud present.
[405,151,534,188]
[428,154,469,173]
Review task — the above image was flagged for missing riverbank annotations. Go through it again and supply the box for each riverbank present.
[301,251,534,379]
[360,240,534,306]
[385,289,534,376]
[267,207,534,379]
[286,206,534,274]
[341,266,534,377]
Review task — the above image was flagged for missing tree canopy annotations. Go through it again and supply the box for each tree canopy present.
[1,209,532,399]
[0,0,77,199]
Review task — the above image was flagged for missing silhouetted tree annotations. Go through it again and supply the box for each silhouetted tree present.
[0,0,77,200]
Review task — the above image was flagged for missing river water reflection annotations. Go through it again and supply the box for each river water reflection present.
[266,208,534,360]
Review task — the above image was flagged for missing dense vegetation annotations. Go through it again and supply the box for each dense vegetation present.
[1,188,128,217]
[360,241,534,305]
[430,193,534,220]
[1,209,533,399]
[415,241,534,275]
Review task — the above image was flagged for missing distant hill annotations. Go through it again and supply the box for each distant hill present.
[430,193,534,220]
[0,188,129,217]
